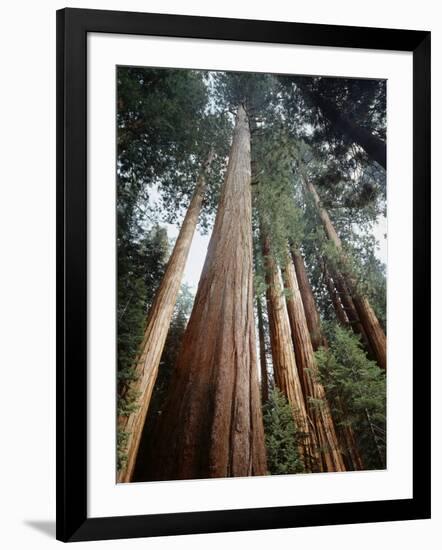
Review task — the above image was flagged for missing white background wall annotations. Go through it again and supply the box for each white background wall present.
[0,0,439,548]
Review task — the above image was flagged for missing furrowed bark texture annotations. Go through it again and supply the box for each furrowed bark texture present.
[323,261,349,326]
[283,255,346,472]
[117,152,213,483]
[306,180,386,370]
[256,296,269,404]
[330,268,375,358]
[352,295,387,371]
[292,250,364,470]
[146,105,267,480]
[263,237,319,472]
[291,249,325,351]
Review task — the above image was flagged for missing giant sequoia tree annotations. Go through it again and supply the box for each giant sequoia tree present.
[117,68,387,481]
[118,153,213,482]
[146,105,267,480]
[117,68,230,479]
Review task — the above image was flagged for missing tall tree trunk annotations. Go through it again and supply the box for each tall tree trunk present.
[283,253,346,472]
[263,237,319,472]
[301,86,386,169]
[291,249,325,351]
[328,266,375,359]
[117,151,213,483]
[146,105,267,481]
[306,179,386,370]
[256,296,269,404]
[323,261,349,326]
[292,250,364,471]
[352,295,387,370]
[306,180,342,248]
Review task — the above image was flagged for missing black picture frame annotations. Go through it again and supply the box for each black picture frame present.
[56,7,431,542]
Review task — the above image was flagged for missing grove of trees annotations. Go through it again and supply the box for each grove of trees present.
[116,67,387,482]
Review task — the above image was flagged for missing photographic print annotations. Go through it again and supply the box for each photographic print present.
[116,67,387,484]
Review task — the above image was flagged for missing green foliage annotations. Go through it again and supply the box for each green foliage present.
[118,67,208,184]
[291,150,386,328]
[316,323,386,469]
[263,389,305,475]
[117,225,169,392]
[212,72,277,115]
[117,67,231,232]
[116,225,170,471]
[115,68,230,474]
[117,429,130,471]
[279,74,386,180]
[129,285,195,480]
[345,242,387,331]
[253,130,305,261]
[148,284,195,417]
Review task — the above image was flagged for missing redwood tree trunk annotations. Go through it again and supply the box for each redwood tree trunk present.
[283,254,346,472]
[291,249,325,351]
[306,179,386,370]
[146,105,267,480]
[322,261,348,326]
[352,295,387,370]
[292,249,364,471]
[256,296,269,404]
[263,237,319,472]
[331,268,375,359]
[117,151,213,483]
[292,260,364,470]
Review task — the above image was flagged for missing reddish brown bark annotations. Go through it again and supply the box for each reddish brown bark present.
[291,249,325,351]
[117,151,213,483]
[283,254,346,472]
[291,250,364,471]
[306,180,343,248]
[263,237,319,472]
[323,262,349,326]
[146,105,267,480]
[306,179,386,370]
[330,269,375,359]
[256,296,269,404]
[352,295,387,370]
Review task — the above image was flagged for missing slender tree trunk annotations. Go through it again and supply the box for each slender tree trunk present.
[330,268,375,359]
[292,249,364,470]
[146,105,267,481]
[306,180,342,248]
[263,236,319,472]
[301,86,386,169]
[323,262,349,326]
[256,296,269,404]
[352,295,387,370]
[291,249,325,351]
[117,151,213,483]
[306,179,386,370]
[283,253,346,472]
